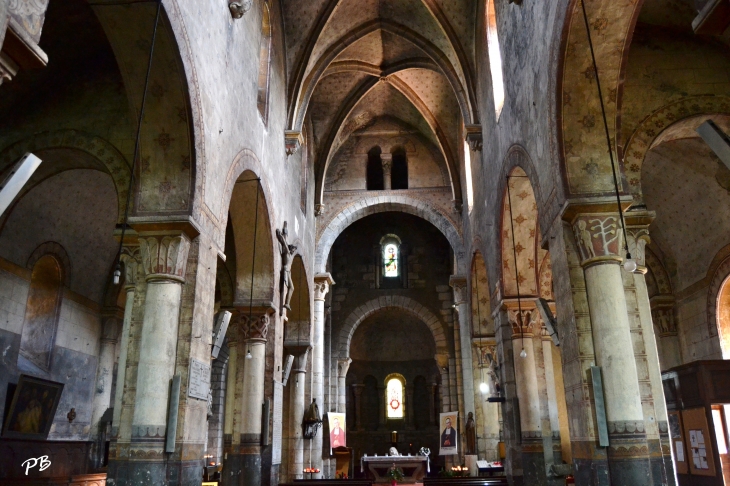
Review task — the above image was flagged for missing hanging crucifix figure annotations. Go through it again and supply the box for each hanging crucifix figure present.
[276,221,297,315]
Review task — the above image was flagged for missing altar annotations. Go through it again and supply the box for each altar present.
[361,455,429,483]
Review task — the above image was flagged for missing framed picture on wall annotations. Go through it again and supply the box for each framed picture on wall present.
[2,374,64,439]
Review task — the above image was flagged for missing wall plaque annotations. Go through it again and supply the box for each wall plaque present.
[188,358,210,400]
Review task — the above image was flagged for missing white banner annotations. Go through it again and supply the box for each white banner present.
[439,411,458,456]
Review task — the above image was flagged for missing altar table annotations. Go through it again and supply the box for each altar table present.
[361,455,429,483]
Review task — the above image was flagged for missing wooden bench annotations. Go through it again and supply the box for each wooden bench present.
[281,481,373,486]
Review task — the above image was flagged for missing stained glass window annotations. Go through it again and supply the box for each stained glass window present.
[383,243,398,277]
[386,378,404,418]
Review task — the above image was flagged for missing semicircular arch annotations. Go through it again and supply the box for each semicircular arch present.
[315,194,464,274]
[337,296,448,358]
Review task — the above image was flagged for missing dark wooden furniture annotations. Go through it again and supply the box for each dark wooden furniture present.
[662,360,730,486]
[423,477,508,485]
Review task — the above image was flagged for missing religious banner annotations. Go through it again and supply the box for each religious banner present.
[329,412,346,453]
[439,411,458,455]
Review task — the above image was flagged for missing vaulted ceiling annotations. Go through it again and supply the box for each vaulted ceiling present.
[282,0,479,204]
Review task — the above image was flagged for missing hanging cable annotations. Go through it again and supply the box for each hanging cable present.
[113,0,162,285]
[579,0,634,271]
[246,179,261,359]
[506,177,526,358]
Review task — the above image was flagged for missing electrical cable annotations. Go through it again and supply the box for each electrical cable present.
[506,177,526,356]
[579,0,631,261]
[113,0,162,282]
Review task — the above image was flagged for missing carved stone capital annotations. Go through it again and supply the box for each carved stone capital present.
[380,153,393,174]
[337,357,352,377]
[508,308,537,337]
[314,204,325,217]
[571,214,624,265]
[228,0,252,19]
[0,52,18,86]
[120,249,141,290]
[449,275,467,305]
[452,199,463,213]
[351,383,365,397]
[285,130,304,156]
[650,296,678,337]
[314,273,334,301]
[465,125,483,151]
[139,233,191,282]
[237,312,271,341]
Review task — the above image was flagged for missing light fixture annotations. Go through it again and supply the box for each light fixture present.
[520,348,527,359]
[479,382,489,394]
[623,253,637,273]
[302,399,322,439]
[245,347,252,360]
[113,263,121,285]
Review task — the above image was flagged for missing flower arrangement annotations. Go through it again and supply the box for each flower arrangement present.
[387,463,405,484]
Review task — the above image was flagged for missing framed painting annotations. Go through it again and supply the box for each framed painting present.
[2,374,64,439]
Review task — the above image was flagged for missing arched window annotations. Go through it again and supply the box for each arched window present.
[367,146,384,190]
[385,374,405,419]
[391,148,408,189]
[486,0,505,119]
[19,255,63,371]
[381,234,401,278]
[257,2,272,124]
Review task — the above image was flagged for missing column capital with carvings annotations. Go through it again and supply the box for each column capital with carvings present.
[449,275,468,305]
[138,232,191,283]
[120,248,141,291]
[570,213,625,267]
[465,125,483,151]
[285,130,304,156]
[314,273,335,301]
[624,209,655,271]
[337,357,352,378]
[232,306,276,342]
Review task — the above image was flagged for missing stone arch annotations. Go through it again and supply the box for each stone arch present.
[337,296,448,358]
[621,98,730,200]
[0,130,130,223]
[315,194,464,274]
[707,249,730,351]
[225,161,277,304]
[92,1,198,216]
[27,241,72,288]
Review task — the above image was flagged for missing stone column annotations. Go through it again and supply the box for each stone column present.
[572,213,651,484]
[130,233,190,483]
[651,297,681,370]
[627,223,677,486]
[377,385,386,430]
[541,334,562,465]
[90,310,121,465]
[223,313,238,442]
[352,384,364,431]
[381,153,393,190]
[239,308,274,486]
[312,273,334,475]
[509,309,544,484]
[450,276,475,427]
[336,357,351,413]
[289,347,311,481]
[428,383,437,426]
[112,251,139,436]
[477,342,501,461]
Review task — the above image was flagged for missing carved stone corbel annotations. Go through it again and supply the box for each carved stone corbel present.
[285,130,304,156]
[465,125,483,151]
[229,0,253,19]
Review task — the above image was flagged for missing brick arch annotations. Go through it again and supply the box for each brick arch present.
[337,296,449,358]
[0,130,130,223]
[621,96,730,200]
[314,194,464,274]
[27,241,72,287]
